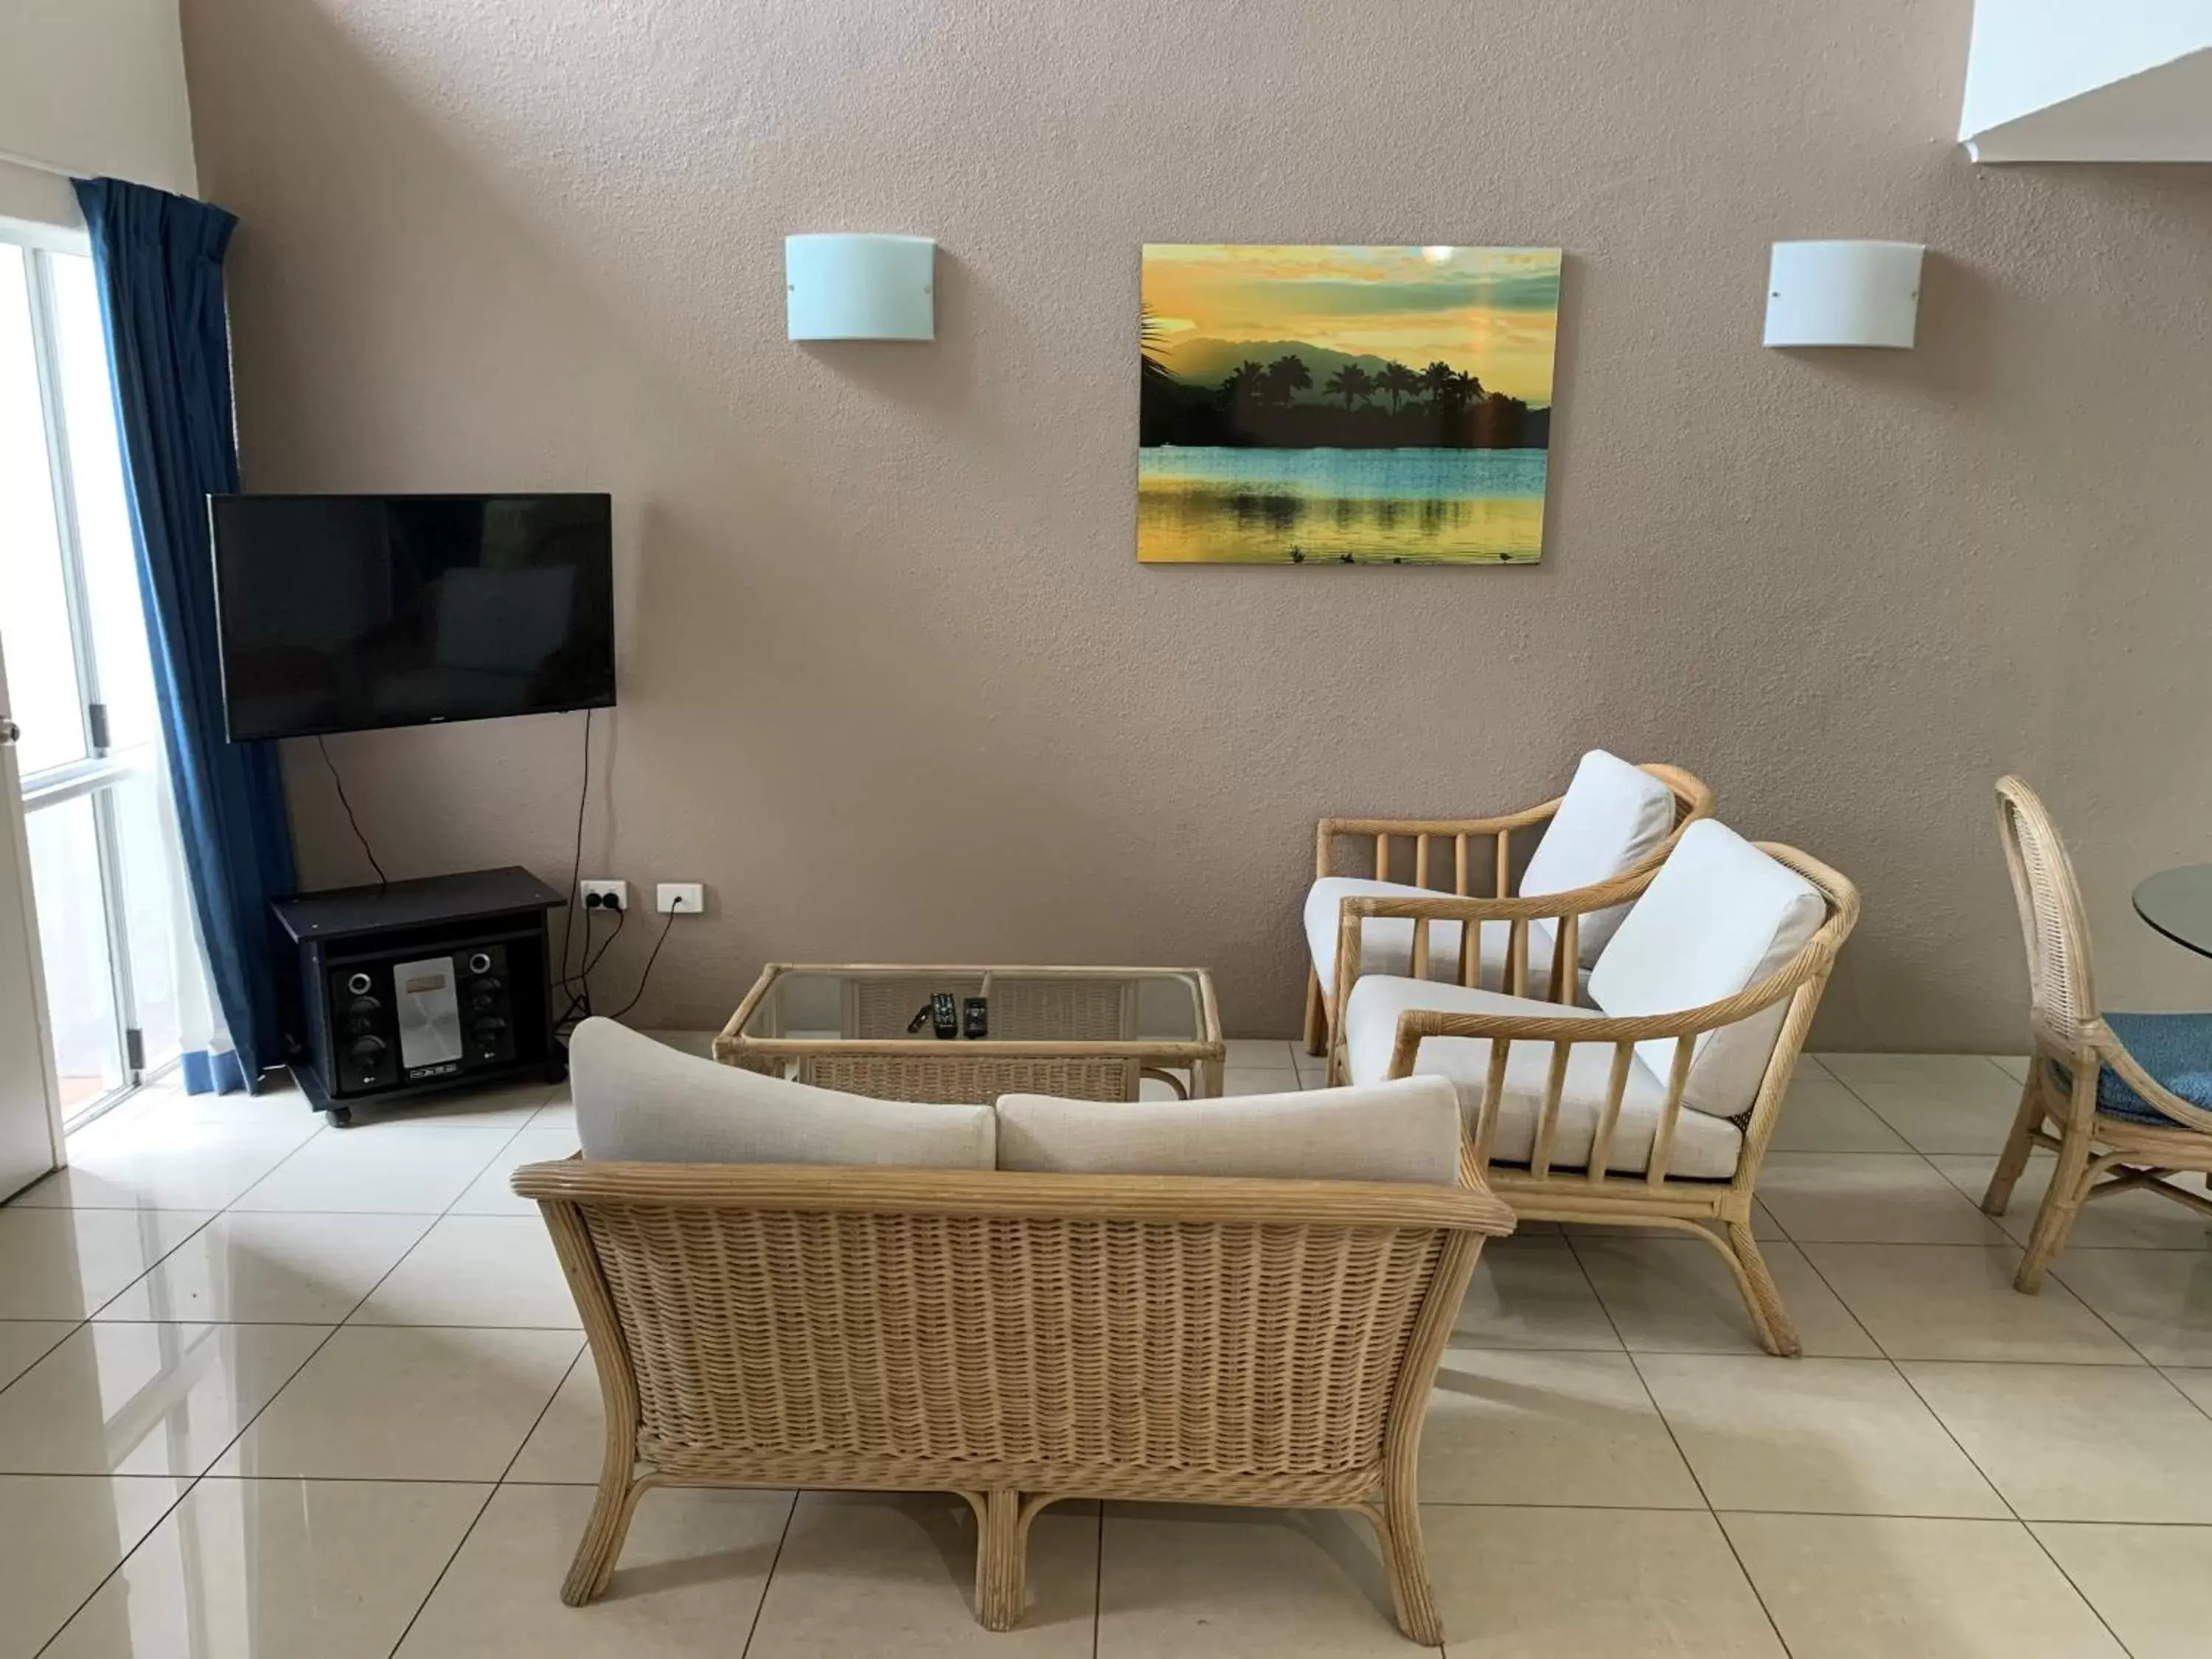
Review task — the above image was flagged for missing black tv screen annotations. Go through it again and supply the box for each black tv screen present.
[210,493,616,741]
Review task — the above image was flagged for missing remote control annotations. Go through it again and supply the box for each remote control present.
[962,998,989,1039]
[905,1004,931,1034]
[931,992,959,1040]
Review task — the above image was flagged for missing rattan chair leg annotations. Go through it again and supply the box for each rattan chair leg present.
[1724,1220,1801,1358]
[2017,1130,2092,1293]
[970,1489,1027,1632]
[1304,970,1328,1056]
[560,1474,647,1606]
[1983,1070,2045,1217]
[1368,1493,1444,1646]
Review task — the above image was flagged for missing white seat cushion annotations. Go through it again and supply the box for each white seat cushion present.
[1341,978,1742,1179]
[570,1018,995,1168]
[1519,750,1681,964]
[1304,877,1576,999]
[1587,819,1826,1120]
[996,1076,1461,1185]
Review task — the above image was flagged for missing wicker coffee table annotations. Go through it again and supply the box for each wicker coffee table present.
[714,963,1224,1102]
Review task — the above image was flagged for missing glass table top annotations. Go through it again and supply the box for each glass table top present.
[732,965,1216,1046]
[2133,865,2212,958]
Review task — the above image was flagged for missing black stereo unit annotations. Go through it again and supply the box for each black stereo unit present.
[274,866,566,1127]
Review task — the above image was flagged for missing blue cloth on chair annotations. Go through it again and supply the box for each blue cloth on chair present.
[2097,1012,2212,1127]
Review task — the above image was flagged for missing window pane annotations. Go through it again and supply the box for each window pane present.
[49,253,159,754]
[25,794,124,1109]
[110,767,183,1072]
[0,244,87,774]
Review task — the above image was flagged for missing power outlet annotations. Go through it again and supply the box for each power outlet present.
[656,882,705,916]
[580,879,628,912]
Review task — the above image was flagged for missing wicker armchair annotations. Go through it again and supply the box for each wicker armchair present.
[1364,834,1859,1357]
[512,1158,1513,1644]
[1305,758,1712,1060]
[1983,776,2212,1291]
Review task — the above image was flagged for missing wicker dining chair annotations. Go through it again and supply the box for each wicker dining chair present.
[1983,776,2212,1291]
[1357,828,1860,1356]
[513,1157,1513,1644]
[1305,757,1712,1065]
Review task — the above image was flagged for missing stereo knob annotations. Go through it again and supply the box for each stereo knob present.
[470,1014,509,1036]
[346,971,373,996]
[347,995,381,1018]
[467,952,493,975]
[347,1034,388,1058]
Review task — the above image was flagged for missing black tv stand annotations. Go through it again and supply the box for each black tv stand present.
[272,866,566,1126]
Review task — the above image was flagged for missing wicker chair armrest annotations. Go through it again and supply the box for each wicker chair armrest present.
[511,1160,1517,1237]
[1384,924,1840,1061]
[2092,1031,2212,1138]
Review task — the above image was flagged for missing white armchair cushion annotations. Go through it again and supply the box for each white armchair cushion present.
[570,1018,995,1168]
[995,1077,1462,1186]
[1341,978,1743,1179]
[1304,877,1566,997]
[1518,750,1680,964]
[1587,820,1825,1120]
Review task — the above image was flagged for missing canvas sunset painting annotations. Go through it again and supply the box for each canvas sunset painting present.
[1138,244,1562,564]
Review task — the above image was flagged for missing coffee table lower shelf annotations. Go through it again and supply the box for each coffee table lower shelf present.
[715,963,1225,1104]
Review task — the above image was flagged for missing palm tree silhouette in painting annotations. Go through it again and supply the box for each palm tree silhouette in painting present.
[1218,359,1266,421]
[1324,363,1373,410]
[1374,361,1417,414]
[1262,354,1311,407]
[1139,304,1176,390]
[1419,361,1456,410]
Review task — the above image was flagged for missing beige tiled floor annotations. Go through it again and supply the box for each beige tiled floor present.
[0,1048,2205,1655]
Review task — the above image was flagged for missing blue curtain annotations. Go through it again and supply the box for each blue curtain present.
[74,178,296,1093]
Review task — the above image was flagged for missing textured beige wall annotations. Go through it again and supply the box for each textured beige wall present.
[178,0,2212,1046]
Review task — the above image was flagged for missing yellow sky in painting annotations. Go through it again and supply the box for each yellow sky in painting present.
[1142,244,1562,404]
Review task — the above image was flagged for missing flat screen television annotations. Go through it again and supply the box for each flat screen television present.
[210,493,616,741]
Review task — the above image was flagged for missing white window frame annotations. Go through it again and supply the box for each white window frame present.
[4,229,171,1118]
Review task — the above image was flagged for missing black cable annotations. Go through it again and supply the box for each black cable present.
[557,708,593,992]
[580,905,626,979]
[554,905,625,1035]
[316,736,389,890]
[608,900,681,1020]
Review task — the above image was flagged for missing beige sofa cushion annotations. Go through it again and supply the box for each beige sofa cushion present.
[995,1077,1462,1185]
[1342,978,1742,1179]
[569,1017,995,1168]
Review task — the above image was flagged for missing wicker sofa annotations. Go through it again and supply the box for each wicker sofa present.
[515,1018,1514,1644]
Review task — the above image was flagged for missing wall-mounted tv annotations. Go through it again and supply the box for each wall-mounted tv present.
[210,493,616,742]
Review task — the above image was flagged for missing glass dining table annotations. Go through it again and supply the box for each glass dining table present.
[2132,865,2212,956]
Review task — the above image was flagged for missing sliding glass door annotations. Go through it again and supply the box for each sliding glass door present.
[0,235,189,1126]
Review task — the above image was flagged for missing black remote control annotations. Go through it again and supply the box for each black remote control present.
[905,1004,931,1034]
[962,998,989,1039]
[931,992,959,1040]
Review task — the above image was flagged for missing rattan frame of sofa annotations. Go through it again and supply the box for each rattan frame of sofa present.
[1368,842,1859,1357]
[512,1158,1515,1644]
[1983,776,2212,1292]
[1304,763,1714,1057]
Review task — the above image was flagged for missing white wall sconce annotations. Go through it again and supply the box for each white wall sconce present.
[785,234,936,341]
[1763,240,1924,348]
